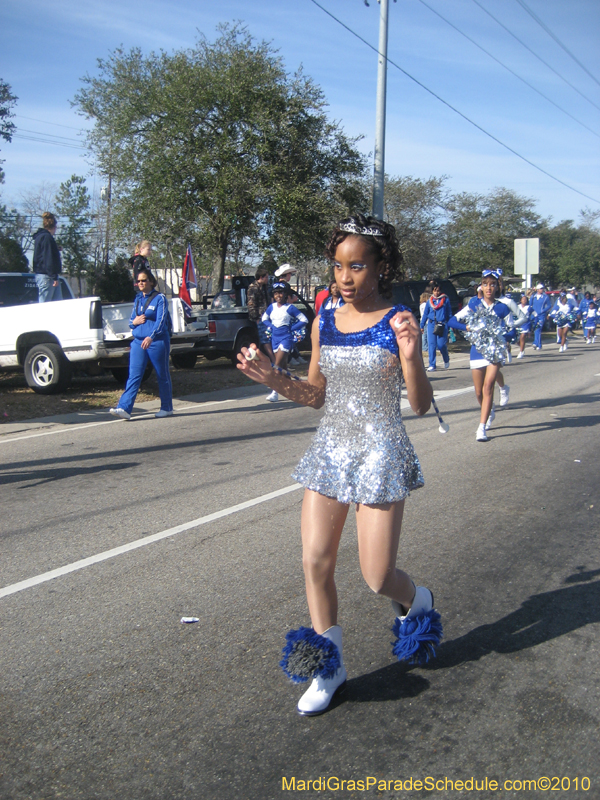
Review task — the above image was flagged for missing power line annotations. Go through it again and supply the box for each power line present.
[10,132,87,150]
[308,0,600,205]
[15,115,87,132]
[418,0,599,140]
[471,0,600,113]
[514,0,600,88]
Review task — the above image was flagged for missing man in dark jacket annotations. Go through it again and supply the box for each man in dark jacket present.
[247,267,274,361]
[32,212,62,302]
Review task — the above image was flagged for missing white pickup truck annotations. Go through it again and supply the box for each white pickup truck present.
[0,272,208,393]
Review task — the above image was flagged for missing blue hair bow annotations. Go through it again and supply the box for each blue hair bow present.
[482,269,502,279]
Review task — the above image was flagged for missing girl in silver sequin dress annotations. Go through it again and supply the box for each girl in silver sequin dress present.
[237,214,442,716]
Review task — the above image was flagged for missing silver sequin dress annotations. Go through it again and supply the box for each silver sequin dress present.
[292,306,424,504]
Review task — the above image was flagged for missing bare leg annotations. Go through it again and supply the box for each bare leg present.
[275,348,288,370]
[301,490,349,634]
[355,500,415,609]
[496,369,505,389]
[519,332,526,353]
[472,364,500,425]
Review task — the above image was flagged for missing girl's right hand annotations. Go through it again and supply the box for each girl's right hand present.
[236,345,271,384]
[132,314,146,325]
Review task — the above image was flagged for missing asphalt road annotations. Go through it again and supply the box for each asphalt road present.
[1,336,599,800]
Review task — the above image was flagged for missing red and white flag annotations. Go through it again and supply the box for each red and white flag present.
[179,244,197,316]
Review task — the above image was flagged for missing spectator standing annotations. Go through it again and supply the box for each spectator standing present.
[420,280,451,371]
[109,269,173,420]
[247,268,274,362]
[129,240,152,286]
[32,212,62,303]
[319,280,344,312]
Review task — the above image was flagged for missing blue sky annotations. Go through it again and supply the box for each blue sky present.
[1,0,599,226]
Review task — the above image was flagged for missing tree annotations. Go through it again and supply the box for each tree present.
[384,175,449,278]
[55,175,92,295]
[0,235,28,271]
[73,24,367,291]
[441,188,543,275]
[0,79,17,184]
[540,215,600,289]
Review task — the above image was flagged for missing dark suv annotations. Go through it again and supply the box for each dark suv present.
[391,279,461,318]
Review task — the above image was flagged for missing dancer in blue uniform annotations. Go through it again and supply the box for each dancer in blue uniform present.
[530,283,551,350]
[449,270,511,442]
[420,280,451,371]
[516,295,533,358]
[237,214,441,716]
[261,282,308,402]
[549,293,574,352]
[583,301,597,343]
[109,269,173,420]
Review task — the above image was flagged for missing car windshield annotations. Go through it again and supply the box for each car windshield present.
[211,292,236,309]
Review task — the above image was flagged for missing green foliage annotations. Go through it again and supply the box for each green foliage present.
[0,235,28,271]
[55,175,92,290]
[384,175,450,278]
[0,78,17,184]
[73,24,367,291]
[94,257,136,303]
[540,215,600,288]
[441,188,543,276]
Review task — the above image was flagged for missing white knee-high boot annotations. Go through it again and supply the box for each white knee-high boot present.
[296,625,347,716]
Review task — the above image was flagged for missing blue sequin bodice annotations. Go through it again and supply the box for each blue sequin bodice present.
[292,305,424,504]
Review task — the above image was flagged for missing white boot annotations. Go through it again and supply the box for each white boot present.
[296,625,347,716]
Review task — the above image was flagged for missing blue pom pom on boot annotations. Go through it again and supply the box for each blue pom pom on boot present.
[391,586,443,665]
[280,625,347,716]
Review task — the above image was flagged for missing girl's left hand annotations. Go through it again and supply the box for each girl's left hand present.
[390,311,421,360]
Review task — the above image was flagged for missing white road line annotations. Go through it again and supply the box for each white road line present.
[0,483,302,600]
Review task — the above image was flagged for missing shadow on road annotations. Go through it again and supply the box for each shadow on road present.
[429,569,600,670]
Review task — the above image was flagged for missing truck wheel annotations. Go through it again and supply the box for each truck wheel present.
[24,344,73,394]
[231,331,255,365]
[171,352,197,369]
[111,363,154,386]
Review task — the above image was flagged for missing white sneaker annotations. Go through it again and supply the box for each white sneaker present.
[559,345,564,352]
[593,337,597,343]
[288,357,300,366]
[517,351,524,359]
[476,423,489,442]
[485,405,496,429]
[155,409,173,418]
[109,407,131,420]
[296,626,347,716]
[426,366,436,372]
[499,386,510,407]
[443,361,450,370]
[266,390,279,402]
[564,342,568,351]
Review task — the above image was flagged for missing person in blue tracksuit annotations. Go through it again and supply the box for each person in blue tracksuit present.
[110,268,173,420]
[420,280,451,371]
[530,283,552,350]
[449,270,511,442]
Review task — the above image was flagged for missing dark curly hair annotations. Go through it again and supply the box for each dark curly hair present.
[325,213,404,298]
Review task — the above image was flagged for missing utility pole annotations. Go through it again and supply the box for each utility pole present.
[372,0,391,220]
